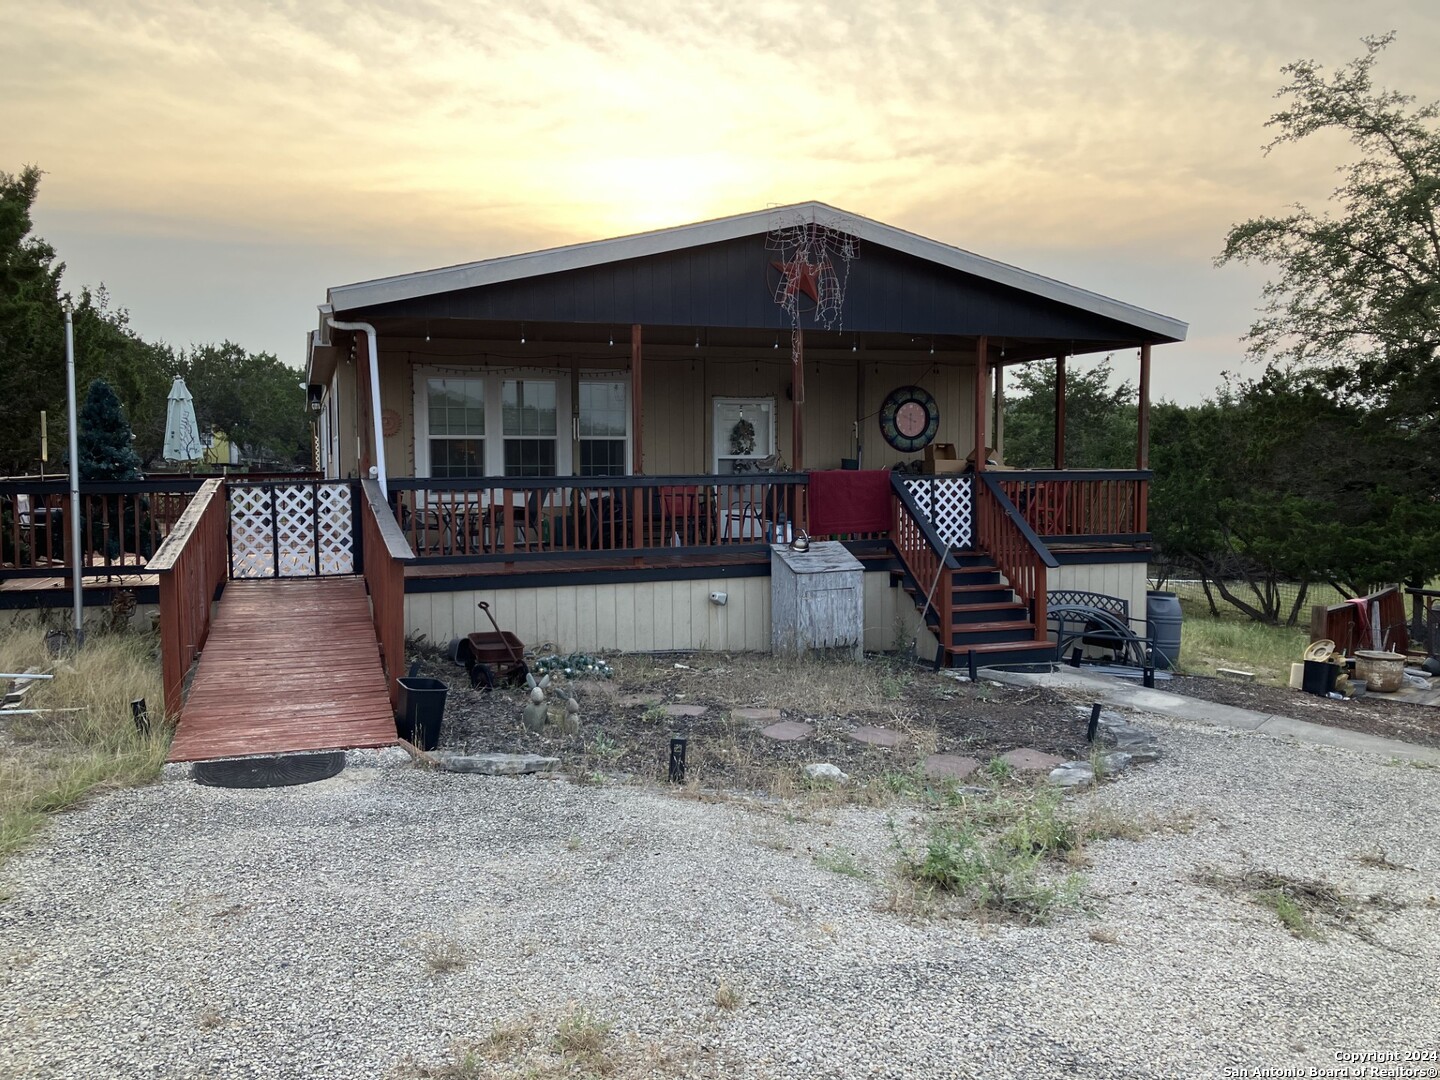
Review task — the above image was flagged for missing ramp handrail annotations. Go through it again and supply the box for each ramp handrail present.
[361,479,413,707]
[150,478,227,718]
[975,472,1057,638]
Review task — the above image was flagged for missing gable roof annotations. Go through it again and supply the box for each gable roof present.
[324,201,1187,343]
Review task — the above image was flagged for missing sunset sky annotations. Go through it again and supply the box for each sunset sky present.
[4,1,1438,403]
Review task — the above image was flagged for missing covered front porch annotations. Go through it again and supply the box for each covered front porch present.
[306,203,1183,666]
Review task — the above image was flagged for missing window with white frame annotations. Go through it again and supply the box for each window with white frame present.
[501,379,558,476]
[427,378,486,478]
[578,380,628,476]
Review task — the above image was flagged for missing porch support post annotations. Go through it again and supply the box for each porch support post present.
[1054,353,1067,469]
[631,324,644,474]
[973,336,989,473]
[791,328,805,473]
[993,365,1005,462]
[1136,342,1151,534]
[1137,343,1151,470]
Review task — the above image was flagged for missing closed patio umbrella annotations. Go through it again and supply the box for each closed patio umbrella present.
[163,376,203,464]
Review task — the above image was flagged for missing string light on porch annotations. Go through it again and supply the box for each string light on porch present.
[520,322,526,345]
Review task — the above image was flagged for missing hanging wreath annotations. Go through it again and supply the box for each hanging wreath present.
[729,417,756,456]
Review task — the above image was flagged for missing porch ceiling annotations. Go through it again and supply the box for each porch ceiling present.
[341,316,1144,364]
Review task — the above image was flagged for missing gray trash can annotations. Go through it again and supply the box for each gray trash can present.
[1146,590,1183,670]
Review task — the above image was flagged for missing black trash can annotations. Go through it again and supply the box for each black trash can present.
[1301,659,1337,697]
[396,676,449,751]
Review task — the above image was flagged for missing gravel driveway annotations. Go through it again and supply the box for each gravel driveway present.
[1,715,1437,1079]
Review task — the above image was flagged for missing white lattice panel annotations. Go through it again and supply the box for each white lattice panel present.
[228,483,354,578]
[315,484,355,574]
[229,485,277,578]
[903,476,973,549]
[274,485,316,576]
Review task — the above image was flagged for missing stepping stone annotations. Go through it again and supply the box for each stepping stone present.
[662,704,707,718]
[921,754,980,781]
[432,752,560,776]
[733,707,781,722]
[761,720,814,742]
[850,725,905,748]
[1048,761,1094,789]
[999,748,1066,772]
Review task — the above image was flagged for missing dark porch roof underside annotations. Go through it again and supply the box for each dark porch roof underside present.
[341,235,1178,359]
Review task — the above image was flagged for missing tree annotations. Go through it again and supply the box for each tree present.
[76,378,142,482]
[181,343,309,466]
[0,166,65,474]
[1149,367,1440,624]
[1217,33,1440,450]
[1001,358,1136,469]
[74,378,150,561]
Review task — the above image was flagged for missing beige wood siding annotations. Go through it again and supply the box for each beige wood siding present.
[373,341,981,478]
[1051,562,1151,636]
[406,569,910,654]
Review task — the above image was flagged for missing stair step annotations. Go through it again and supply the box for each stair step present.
[949,602,1029,622]
[950,623,1037,647]
[939,639,1058,671]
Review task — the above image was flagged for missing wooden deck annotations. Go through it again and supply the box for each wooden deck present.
[167,576,397,763]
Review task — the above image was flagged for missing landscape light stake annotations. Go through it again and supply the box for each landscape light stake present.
[668,736,687,783]
[1143,665,1155,689]
[131,698,150,737]
[1069,647,1083,668]
[1086,703,1101,743]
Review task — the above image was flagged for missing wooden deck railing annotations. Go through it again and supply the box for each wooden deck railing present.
[1310,586,1409,656]
[891,472,958,645]
[387,475,808,562]
[993,470,1150,539]
[150,479,227,719]
[0,478,206,577]
[975,472,1058,635]
[361,479,413,708]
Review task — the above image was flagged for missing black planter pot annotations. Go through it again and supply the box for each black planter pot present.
[395,676,449,751]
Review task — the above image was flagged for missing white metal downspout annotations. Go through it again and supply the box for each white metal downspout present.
[327,318,388,499]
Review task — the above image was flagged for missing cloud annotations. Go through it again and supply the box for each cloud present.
[4,0,1438,392]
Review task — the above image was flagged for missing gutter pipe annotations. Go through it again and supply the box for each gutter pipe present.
[326,318,387,499]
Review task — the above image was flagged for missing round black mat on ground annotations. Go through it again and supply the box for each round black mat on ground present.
[192,752,346,789]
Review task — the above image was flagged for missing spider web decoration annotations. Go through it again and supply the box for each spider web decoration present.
[767,214,859,403]
[767,215,859,331]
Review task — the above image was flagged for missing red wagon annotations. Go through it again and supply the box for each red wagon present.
[456,601,530,689]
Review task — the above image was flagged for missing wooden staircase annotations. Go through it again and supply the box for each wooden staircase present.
[893,551,1057,670]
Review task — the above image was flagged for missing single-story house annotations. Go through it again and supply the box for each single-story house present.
[304,201,1185,667]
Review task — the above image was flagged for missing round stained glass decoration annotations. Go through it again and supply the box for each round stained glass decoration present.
[879,386,940,452]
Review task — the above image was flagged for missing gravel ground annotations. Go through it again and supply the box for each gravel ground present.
[1,716,1438,1079]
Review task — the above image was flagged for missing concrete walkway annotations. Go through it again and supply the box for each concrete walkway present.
[979,665,1440,766]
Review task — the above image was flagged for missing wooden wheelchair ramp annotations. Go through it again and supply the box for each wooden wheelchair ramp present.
[168,577,397,763]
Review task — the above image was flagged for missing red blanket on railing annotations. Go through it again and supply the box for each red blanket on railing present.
[808,470,892,536]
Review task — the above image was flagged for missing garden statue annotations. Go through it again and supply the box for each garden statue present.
[548,695,581,737]
[521,673,551,733]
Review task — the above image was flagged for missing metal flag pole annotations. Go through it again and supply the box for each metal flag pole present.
[65,308,83,643]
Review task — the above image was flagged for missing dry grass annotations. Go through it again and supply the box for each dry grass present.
[418,936,471,977]
[0,625,171,864]
[1174,604,1310,686]
[1353,848,1411,872]
[1191,865,1406,942]
[615,653,924,717]
[712,978,741,1010]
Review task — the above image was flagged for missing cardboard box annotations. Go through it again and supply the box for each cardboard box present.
[923,442,963,474]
